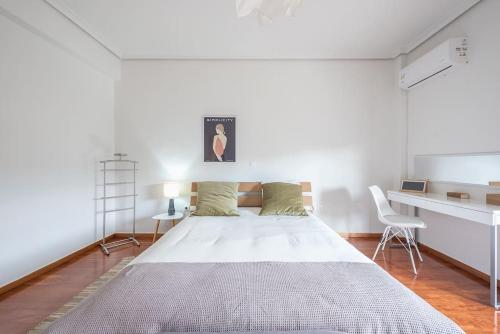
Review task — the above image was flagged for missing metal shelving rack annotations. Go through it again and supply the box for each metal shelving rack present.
[99,153,140,255]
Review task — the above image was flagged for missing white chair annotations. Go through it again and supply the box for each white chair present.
[369,185,427,275]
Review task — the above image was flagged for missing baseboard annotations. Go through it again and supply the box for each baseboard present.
[339,232,382,238]
[0,233,162,296]
[0,235,114,296]
[1,233,494,297]
[417,242,494,284]
[342,235,494,284]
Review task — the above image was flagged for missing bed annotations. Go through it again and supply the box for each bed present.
[44,182,464,334]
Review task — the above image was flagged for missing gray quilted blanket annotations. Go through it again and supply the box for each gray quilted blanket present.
[44,262,464,334]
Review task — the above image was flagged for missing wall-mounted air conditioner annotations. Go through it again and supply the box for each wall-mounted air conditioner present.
[399,38,469,90]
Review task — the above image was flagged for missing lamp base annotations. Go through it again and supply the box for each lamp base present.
[168,198,175,216]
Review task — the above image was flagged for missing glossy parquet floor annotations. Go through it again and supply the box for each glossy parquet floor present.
[0,236,498,333]
[0,237,152,334]
[349,238,499,334]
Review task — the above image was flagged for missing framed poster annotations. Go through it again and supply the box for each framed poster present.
[204,117,236,162]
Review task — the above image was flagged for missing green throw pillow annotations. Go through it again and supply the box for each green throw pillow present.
[193,182,240,216]
[259,182,308,216]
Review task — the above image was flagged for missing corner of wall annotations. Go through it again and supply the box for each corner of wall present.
[0,0,121,80]
[392,55,409,186]
[390,55,409,214]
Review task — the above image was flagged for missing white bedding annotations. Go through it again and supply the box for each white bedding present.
[131,208,371,265]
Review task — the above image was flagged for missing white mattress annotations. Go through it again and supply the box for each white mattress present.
[131,208,371,265]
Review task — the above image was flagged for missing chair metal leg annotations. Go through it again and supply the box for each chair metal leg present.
[403,228,417,275]
[373,226,390,260]
[413,237,423,263]
[381,226,392,251]
[408,229,423,262]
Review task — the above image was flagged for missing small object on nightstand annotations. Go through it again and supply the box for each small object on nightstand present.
[151,212,184,243]
[447,192,470,199]
[486,194,500,206]
[163,181,180,215]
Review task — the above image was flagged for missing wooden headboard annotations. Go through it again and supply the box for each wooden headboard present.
[190,182,312,208]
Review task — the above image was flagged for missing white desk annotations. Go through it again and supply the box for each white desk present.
[387,190,500,308]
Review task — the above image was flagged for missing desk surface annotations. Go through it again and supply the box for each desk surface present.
[388,190,500,215]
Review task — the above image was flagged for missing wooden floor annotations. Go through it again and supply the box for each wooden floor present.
[0,237,498,333]
[350,238,499,334]
[0,237,152,334]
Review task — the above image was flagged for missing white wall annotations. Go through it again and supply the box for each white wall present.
[0,0,493,291]
[0,10,115,286]
[115,60,402,234]
[406,0,500,274]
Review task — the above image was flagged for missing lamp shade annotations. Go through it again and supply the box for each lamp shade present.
[163,182,180,198]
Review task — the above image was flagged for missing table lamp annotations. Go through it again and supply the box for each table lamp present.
[163,182,180,215]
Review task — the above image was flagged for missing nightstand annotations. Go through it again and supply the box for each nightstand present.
[151,212,184,242]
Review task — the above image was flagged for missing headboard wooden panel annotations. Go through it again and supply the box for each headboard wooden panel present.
[190,182,312,208]
[191,182,262,192]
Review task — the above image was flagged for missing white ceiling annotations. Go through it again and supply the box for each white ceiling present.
[47,0,480,59]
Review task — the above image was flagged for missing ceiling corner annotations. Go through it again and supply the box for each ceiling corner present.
[44,0,123,59]
[399,0,482,55]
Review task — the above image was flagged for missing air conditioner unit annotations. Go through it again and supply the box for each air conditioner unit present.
[399,38,469,90]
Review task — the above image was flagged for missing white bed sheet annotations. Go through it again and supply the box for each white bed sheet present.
[130,208,371,265]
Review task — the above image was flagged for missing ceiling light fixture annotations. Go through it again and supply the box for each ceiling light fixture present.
[236,0,303,22]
